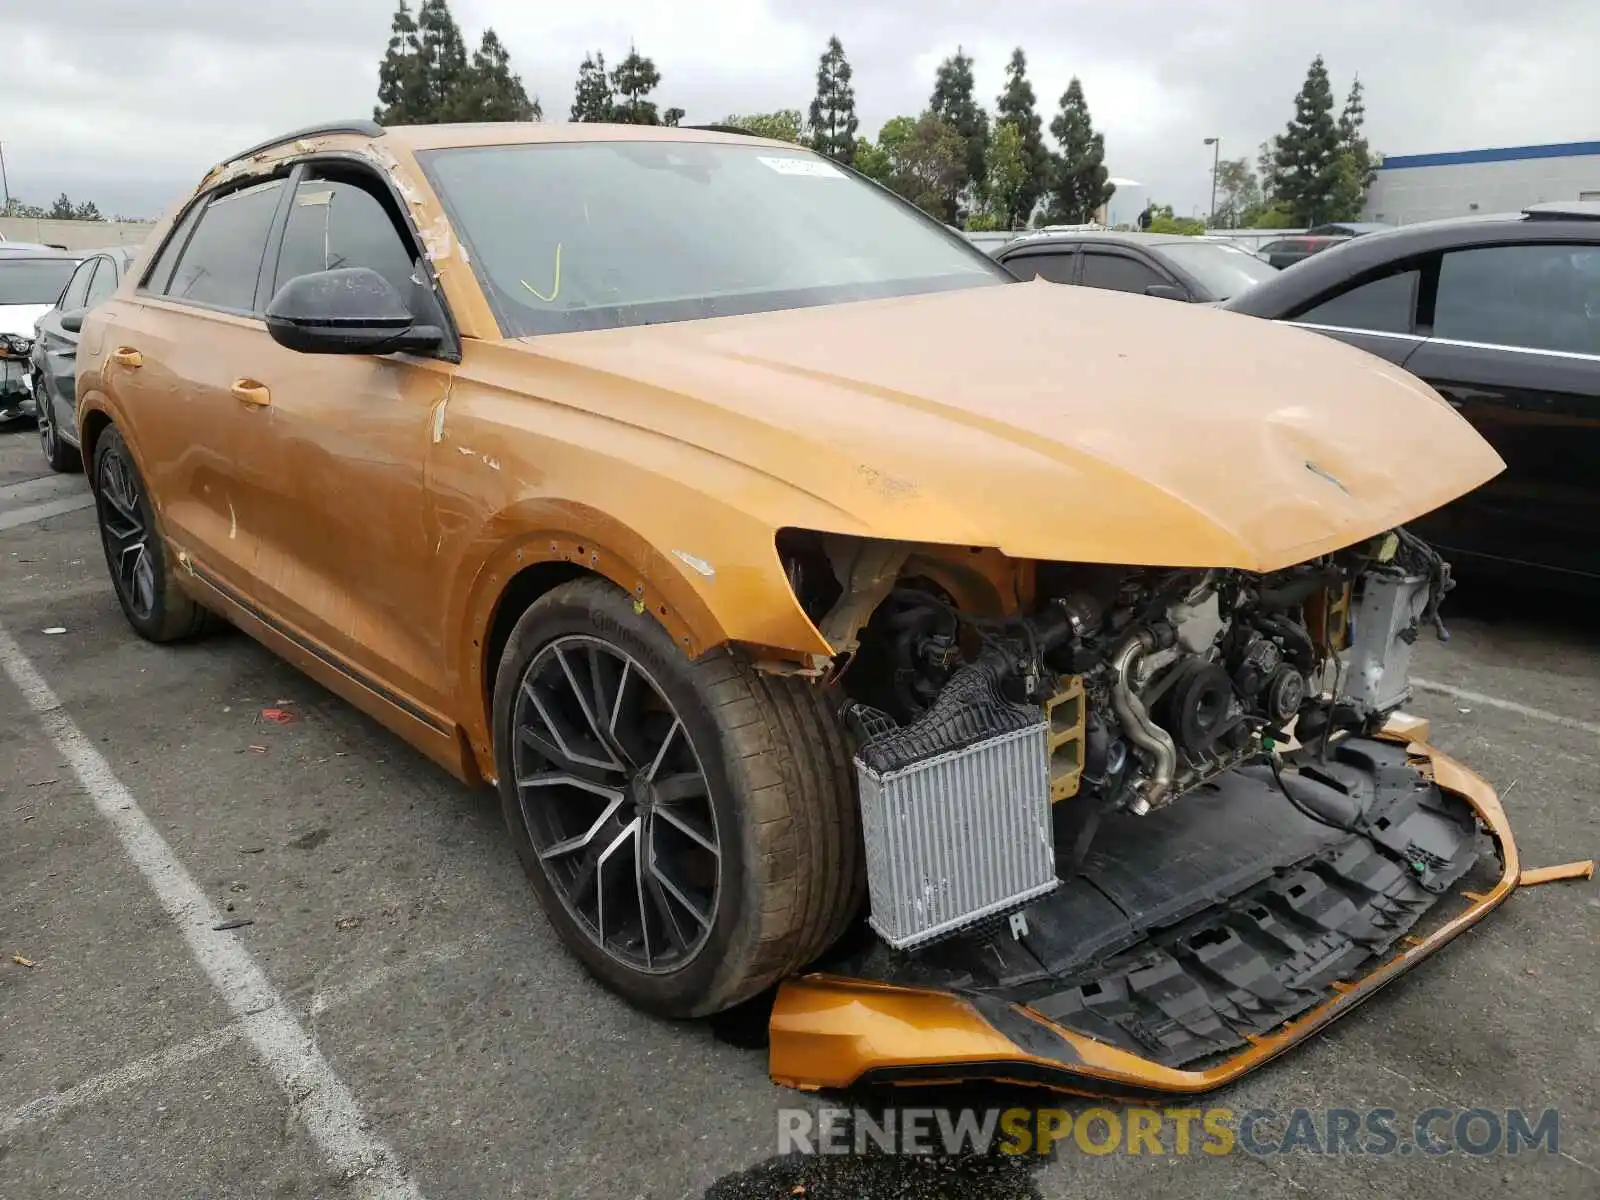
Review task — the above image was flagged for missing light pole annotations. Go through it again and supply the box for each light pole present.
[1204,137,1221,227]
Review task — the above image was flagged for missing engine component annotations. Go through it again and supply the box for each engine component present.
[1109,627,1178,814]
[1264,664,1308,725]
[1232,637,1281,697]
[854,657,1058,951]
[1043,674,1087,801]
[1344,571,1430,716]
[1161,660,1239,754]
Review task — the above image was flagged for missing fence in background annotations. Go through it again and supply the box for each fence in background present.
[0,217,156,252]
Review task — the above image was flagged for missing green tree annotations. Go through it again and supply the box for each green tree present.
[978,121,1029,230]
[611,48,663,125]
[1211,157,1261,228]
[994,48,1050,228]
[570,52,614,122]
[852,136,892,184]
[1269,55,1344,225]
[663,107,685,127]
[928,48,989,216]
[725,110,804,143]
[373,0,430,124]
[806,36,859,164]
[48,193,75,220]
[415,0,469,118]
[880,113,966,222]
[447,28,540,121]
[1046,78,1114,223]
[73,200,104,222]
[1327,75,1375,220]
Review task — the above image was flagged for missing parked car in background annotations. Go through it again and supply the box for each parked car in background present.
[1256,234,1350,269]
[0,251,79,423]
[995,231,1278,302]
[1225,201,1600,587]
[30,246,140,469]
[1304,221,1392,238]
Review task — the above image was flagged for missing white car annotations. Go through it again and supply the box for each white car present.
[0,252,79,423]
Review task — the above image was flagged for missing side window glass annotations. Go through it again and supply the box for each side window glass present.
[141,201,206,296]
[164,177,287,312]
[85,258,118,307]
[1295,268,1419,334]
[1005,252,1076,285]
[1079,252,1166,294]
[59,259,97,311]
[272,176,420,303]
[1434,244,1600,356]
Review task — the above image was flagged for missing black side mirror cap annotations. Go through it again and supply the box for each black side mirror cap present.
[264,267,442,356]
[1144,284,1190,302]
[59,308,87,334]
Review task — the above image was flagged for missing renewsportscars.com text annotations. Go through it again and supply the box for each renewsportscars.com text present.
[778,1106,1561,1158]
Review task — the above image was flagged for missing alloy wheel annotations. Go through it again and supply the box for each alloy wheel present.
[511,635,721,973]
[95,445,156,620]
[35,381,56,461]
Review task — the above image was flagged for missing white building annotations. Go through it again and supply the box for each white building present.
[1363,140,1600,226]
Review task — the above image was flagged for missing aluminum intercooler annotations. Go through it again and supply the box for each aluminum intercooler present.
[853,662,1059,951]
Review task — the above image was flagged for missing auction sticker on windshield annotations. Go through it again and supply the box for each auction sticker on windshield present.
[759,156,844,178]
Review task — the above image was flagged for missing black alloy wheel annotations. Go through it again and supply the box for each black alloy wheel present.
[37,379,82,472]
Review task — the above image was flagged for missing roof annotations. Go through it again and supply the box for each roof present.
[1378,140,1600,170]
[1002,230,1197,250]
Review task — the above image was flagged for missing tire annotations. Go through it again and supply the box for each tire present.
[91,425,212,643]
[37,379,83,473]
[492,577,863,1018]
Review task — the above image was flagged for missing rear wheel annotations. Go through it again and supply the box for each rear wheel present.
[492,577,862,1017]
[92,426,211,642]
[37,380,82,473]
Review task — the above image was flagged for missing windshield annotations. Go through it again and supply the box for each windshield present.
[418,140,1010,336]
[0,258,77,306]
[1161,241,1279,300]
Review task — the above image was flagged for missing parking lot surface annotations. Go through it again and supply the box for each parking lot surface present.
[1,425,1596,1199]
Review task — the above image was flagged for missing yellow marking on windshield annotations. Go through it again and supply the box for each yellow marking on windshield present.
[520,244,563,303]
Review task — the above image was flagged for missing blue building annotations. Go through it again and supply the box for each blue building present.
[1363,140,1600,225]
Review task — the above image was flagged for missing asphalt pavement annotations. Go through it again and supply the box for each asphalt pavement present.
[1,423,1596,1199]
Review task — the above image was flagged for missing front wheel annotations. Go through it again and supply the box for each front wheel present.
[491,577,863,1017]
[92,426,212,642]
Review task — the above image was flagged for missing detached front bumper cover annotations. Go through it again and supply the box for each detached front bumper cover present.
[769,730,1525,1098]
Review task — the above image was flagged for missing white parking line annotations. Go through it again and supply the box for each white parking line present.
[1412,677,1600,738]
[2,936,485,1138]
[0,622,427,1200]
[0,494,95,532]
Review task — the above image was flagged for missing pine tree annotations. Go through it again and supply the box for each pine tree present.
[994,48,1049,227]
[611,48,663,125]
[928,48,989,215]
[447,28,540,121]
[414,0,468,119]
[374,0,430,124]
[1271,55,1344,226]
[49,193,75,220]
[1328,75,1374,220]
[806,36,859,165]
[570,52,615,122]
[1046,78,1114,223]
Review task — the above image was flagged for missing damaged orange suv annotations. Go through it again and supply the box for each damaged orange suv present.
[79,120,1531,1096]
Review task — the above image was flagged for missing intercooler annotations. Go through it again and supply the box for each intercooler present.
[853,662,1058,951]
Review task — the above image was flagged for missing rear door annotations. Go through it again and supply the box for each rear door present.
[103,173,291,589]
[1402,242,1600,579]
[37,256,97,407]
[999,246,1079,283]
[1285,263,1427,366]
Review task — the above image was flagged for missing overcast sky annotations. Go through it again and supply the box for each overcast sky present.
[3,0,1597,222]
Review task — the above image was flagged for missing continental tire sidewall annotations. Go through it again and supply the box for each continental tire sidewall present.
[491,581,757,1017]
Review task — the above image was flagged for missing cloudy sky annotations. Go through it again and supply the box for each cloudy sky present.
[3,0,1598,222]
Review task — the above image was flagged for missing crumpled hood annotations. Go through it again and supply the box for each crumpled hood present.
[0,304,49,338]
[515,280,1505,571]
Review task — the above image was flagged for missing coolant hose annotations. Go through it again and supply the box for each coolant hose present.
[1110,629,1178,812]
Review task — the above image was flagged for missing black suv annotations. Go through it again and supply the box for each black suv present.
[1225,202,1600,587]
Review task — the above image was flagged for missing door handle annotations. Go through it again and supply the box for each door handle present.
[230,379,272,407]
[110,346,143,368]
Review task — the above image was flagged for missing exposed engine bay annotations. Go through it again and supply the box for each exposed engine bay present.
[782,526,1458,952]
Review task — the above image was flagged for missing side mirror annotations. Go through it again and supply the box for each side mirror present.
[59,308,87,334]
[264,267,442,356]
[1144,284,1189,302]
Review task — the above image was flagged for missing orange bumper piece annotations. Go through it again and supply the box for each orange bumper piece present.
[769,739,1520,1097]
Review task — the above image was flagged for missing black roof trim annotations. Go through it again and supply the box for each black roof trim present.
[680,124,760,137]
[222,120,385,167]
[1523,200,1600,221]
